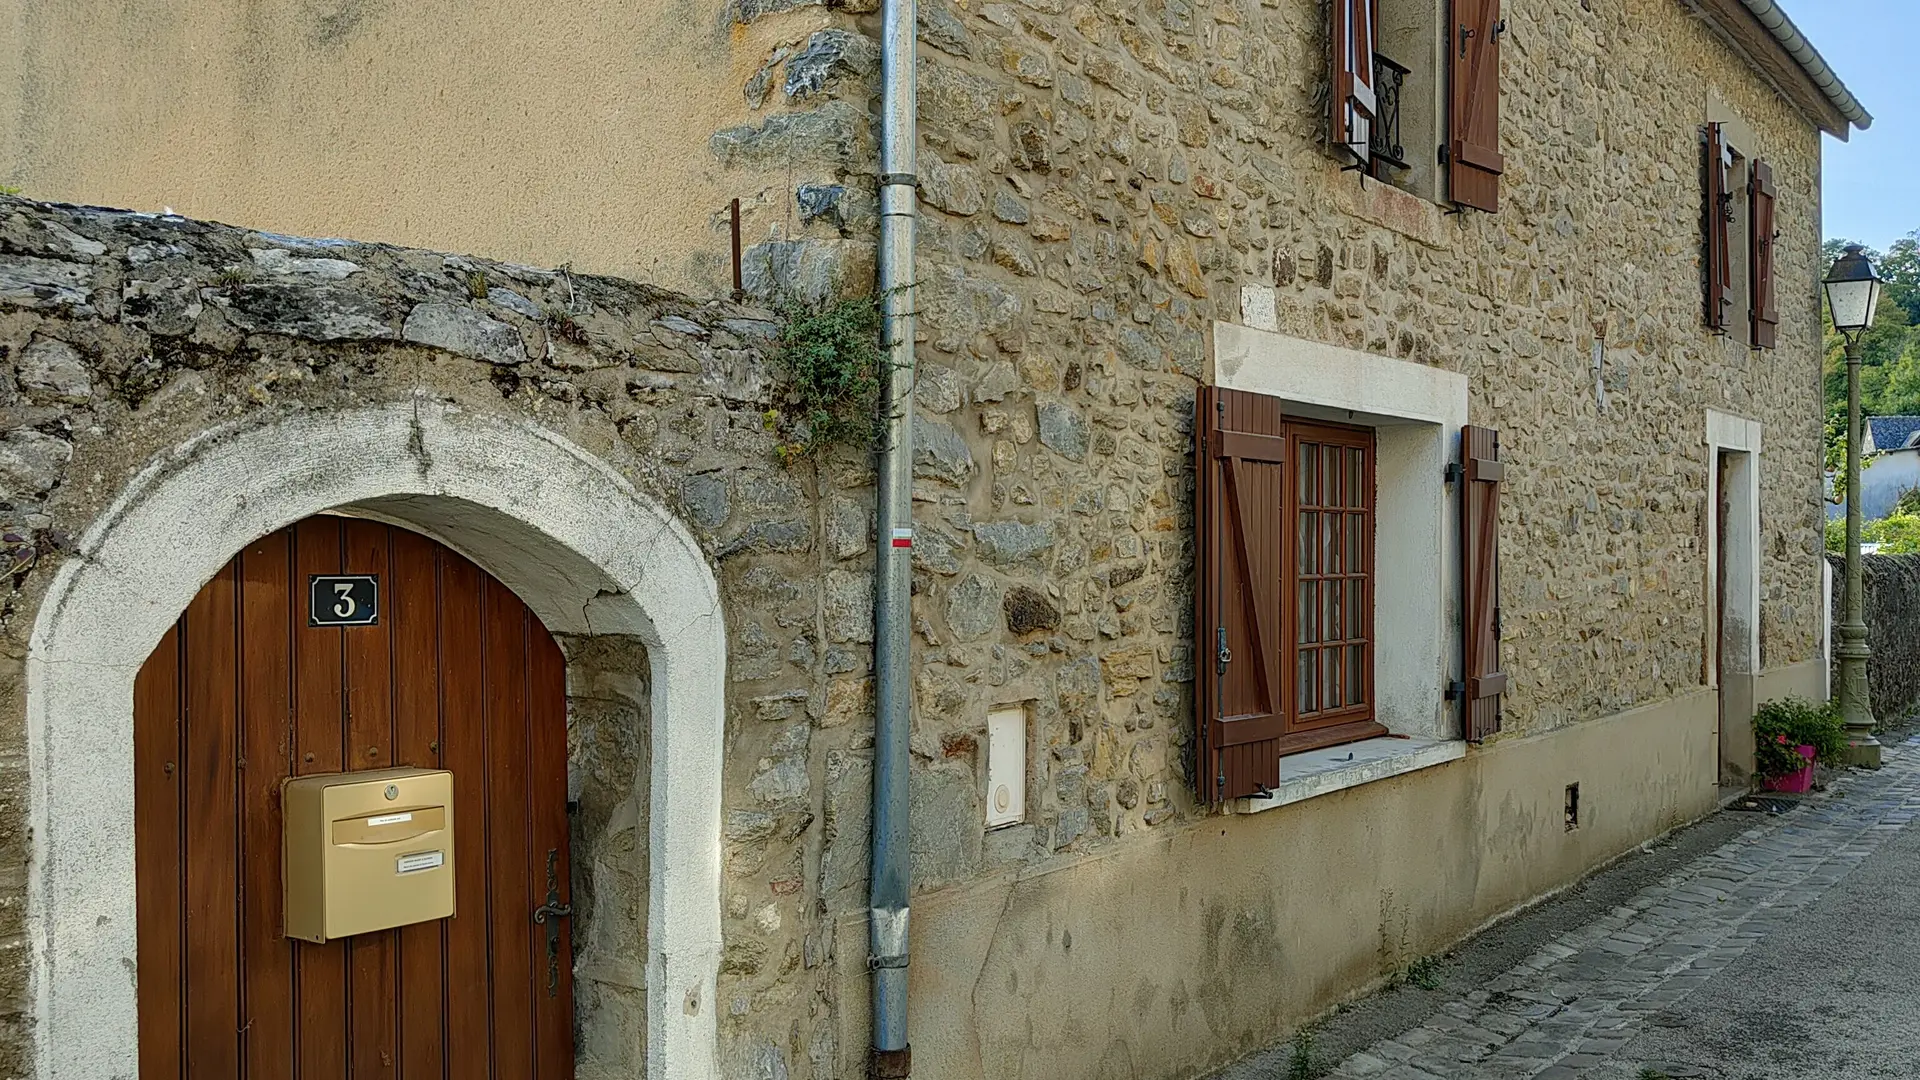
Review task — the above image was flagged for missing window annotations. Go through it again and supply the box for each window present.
[1193,388,1393,802]
[1289,423,1376,731]
[1704,119,1778,349]
[1330,0,1504,210]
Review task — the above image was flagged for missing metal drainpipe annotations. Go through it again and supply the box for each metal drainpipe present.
[869,0,917,1071]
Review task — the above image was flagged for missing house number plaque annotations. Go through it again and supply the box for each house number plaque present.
[309,574,379,627]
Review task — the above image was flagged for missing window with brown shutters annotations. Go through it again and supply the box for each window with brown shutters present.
[1332,0,1380,166]
[1447,0,1503,212]
[1195,390,1386,802]
[1704,123,1734,333]
[1459,426,1506,742]
[1749,159,1778,350]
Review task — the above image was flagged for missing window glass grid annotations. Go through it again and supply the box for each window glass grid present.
[1290,431,1373,723]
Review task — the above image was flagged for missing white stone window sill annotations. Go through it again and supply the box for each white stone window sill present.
[1235,735,1466,814]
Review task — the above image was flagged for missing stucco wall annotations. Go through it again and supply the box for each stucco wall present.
[0,0,865,296]
[845,688,1719,1079]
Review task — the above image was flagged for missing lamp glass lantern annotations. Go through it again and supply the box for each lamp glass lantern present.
[1825,244,1884,339]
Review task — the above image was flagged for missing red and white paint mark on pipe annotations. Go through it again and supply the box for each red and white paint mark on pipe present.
[891,527,914,549]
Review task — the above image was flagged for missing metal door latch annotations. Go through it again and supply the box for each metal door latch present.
[533,848,572,997]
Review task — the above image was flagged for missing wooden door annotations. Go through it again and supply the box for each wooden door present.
[133,516,574,1079]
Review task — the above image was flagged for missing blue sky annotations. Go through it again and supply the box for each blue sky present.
[1779,1,1919,249]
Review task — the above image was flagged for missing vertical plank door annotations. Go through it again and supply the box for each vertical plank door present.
[132,516,574,1077]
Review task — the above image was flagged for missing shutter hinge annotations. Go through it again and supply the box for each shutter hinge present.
[1215,627,1232,674]
[1438,143,1450,165]
[1444,462,1464,485]
[1494,605,1503,638]
[1446,679,1466,704]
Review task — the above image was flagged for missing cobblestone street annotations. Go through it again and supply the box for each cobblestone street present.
[1214,735,1920,1080]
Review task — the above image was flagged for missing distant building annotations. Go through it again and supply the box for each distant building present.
[1830,416,1920,521]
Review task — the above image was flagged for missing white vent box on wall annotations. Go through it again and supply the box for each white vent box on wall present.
[985,706,1026,829]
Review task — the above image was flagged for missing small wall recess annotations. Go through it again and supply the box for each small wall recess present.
[985,706,1027,829]
[1565,782,1581,831]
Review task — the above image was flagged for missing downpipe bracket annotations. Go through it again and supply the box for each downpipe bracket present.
[871,1047,913,1079]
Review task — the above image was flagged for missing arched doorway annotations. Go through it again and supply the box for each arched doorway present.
[134,515,572,1076]
[28,400,725,1080]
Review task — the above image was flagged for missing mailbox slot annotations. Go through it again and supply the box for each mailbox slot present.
[283,767,455,943]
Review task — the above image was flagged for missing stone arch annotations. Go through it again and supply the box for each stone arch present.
[25,398,724,1080]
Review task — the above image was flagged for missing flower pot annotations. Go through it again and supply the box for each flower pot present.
[1762,745,1817,794]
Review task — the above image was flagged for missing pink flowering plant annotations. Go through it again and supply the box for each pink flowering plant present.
[1751,697,1848,779]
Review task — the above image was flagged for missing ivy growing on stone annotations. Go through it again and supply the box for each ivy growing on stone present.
[766,291,889,463]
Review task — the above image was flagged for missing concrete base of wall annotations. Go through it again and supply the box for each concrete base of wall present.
[835,685,1747,1080]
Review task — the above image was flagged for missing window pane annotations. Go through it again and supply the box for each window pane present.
[1320,513,1336,573]
[1346,644,1365,704]
[1323,580,1340,641]
[1299,448,1315,511]
[1320,649,1336,710]
[1347,577,1364,633]
[1347,447,1364,507]
[1297,581,1313,644]
[1322,444,1340,506]
[1298,651,1315,713]
[1347,513,1364,569]
[1297,511,1314,575]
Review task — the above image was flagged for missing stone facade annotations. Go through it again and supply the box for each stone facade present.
[0,0,1844,1076]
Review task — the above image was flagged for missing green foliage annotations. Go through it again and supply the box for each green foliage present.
[1284,1029,1326,1080]
[1824,510,1920,555]
[1405,955,1443,990]
[1752,697,1847,777]
[465,270,489,299]
[766,292,888,462]
[1824,234,1920,424]
[1639,1070,1674,1080]
[209,265,254,291]
[0,184,20,197]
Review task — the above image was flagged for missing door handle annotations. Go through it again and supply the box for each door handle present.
[533,848,571,997]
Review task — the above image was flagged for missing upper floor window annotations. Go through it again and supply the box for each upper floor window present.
[1705,121,1780,349]
[1330,0,1504,212]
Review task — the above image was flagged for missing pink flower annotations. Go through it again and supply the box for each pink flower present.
[1776,734,1789,744]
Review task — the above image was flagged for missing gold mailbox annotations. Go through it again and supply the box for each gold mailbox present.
[283,767,455,943]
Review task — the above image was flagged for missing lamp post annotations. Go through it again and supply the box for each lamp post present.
[1824,244,1885,768]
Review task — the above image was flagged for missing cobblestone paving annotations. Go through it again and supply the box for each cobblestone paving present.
[1318,737,1920,1080]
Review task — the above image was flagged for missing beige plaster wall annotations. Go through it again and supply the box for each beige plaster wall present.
[832,690,1719,1080]
[0,0,845,293]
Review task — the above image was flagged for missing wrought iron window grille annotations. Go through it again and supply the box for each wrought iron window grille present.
[1369,52,1410,173]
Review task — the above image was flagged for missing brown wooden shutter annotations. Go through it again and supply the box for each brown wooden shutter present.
[1195,386,1288,801]
[1332,0,1379,164]
[1704,123,1733,333]
[1448,0,1503,212]
[1460,425,1506,741]
[1749,158,1778,350]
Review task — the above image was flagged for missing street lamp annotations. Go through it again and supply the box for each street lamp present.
[1824,244,1885,768]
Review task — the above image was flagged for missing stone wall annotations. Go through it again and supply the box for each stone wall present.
[0,0,1843,1075]
[0,196,840,1076]
[1828,553,1920,724]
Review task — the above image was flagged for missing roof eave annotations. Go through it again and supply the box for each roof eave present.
[1683,0,1870,140]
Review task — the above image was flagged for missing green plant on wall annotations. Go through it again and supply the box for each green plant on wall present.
[765,292,890,463]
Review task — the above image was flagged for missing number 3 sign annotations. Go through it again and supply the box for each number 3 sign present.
[309,575,380,627]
